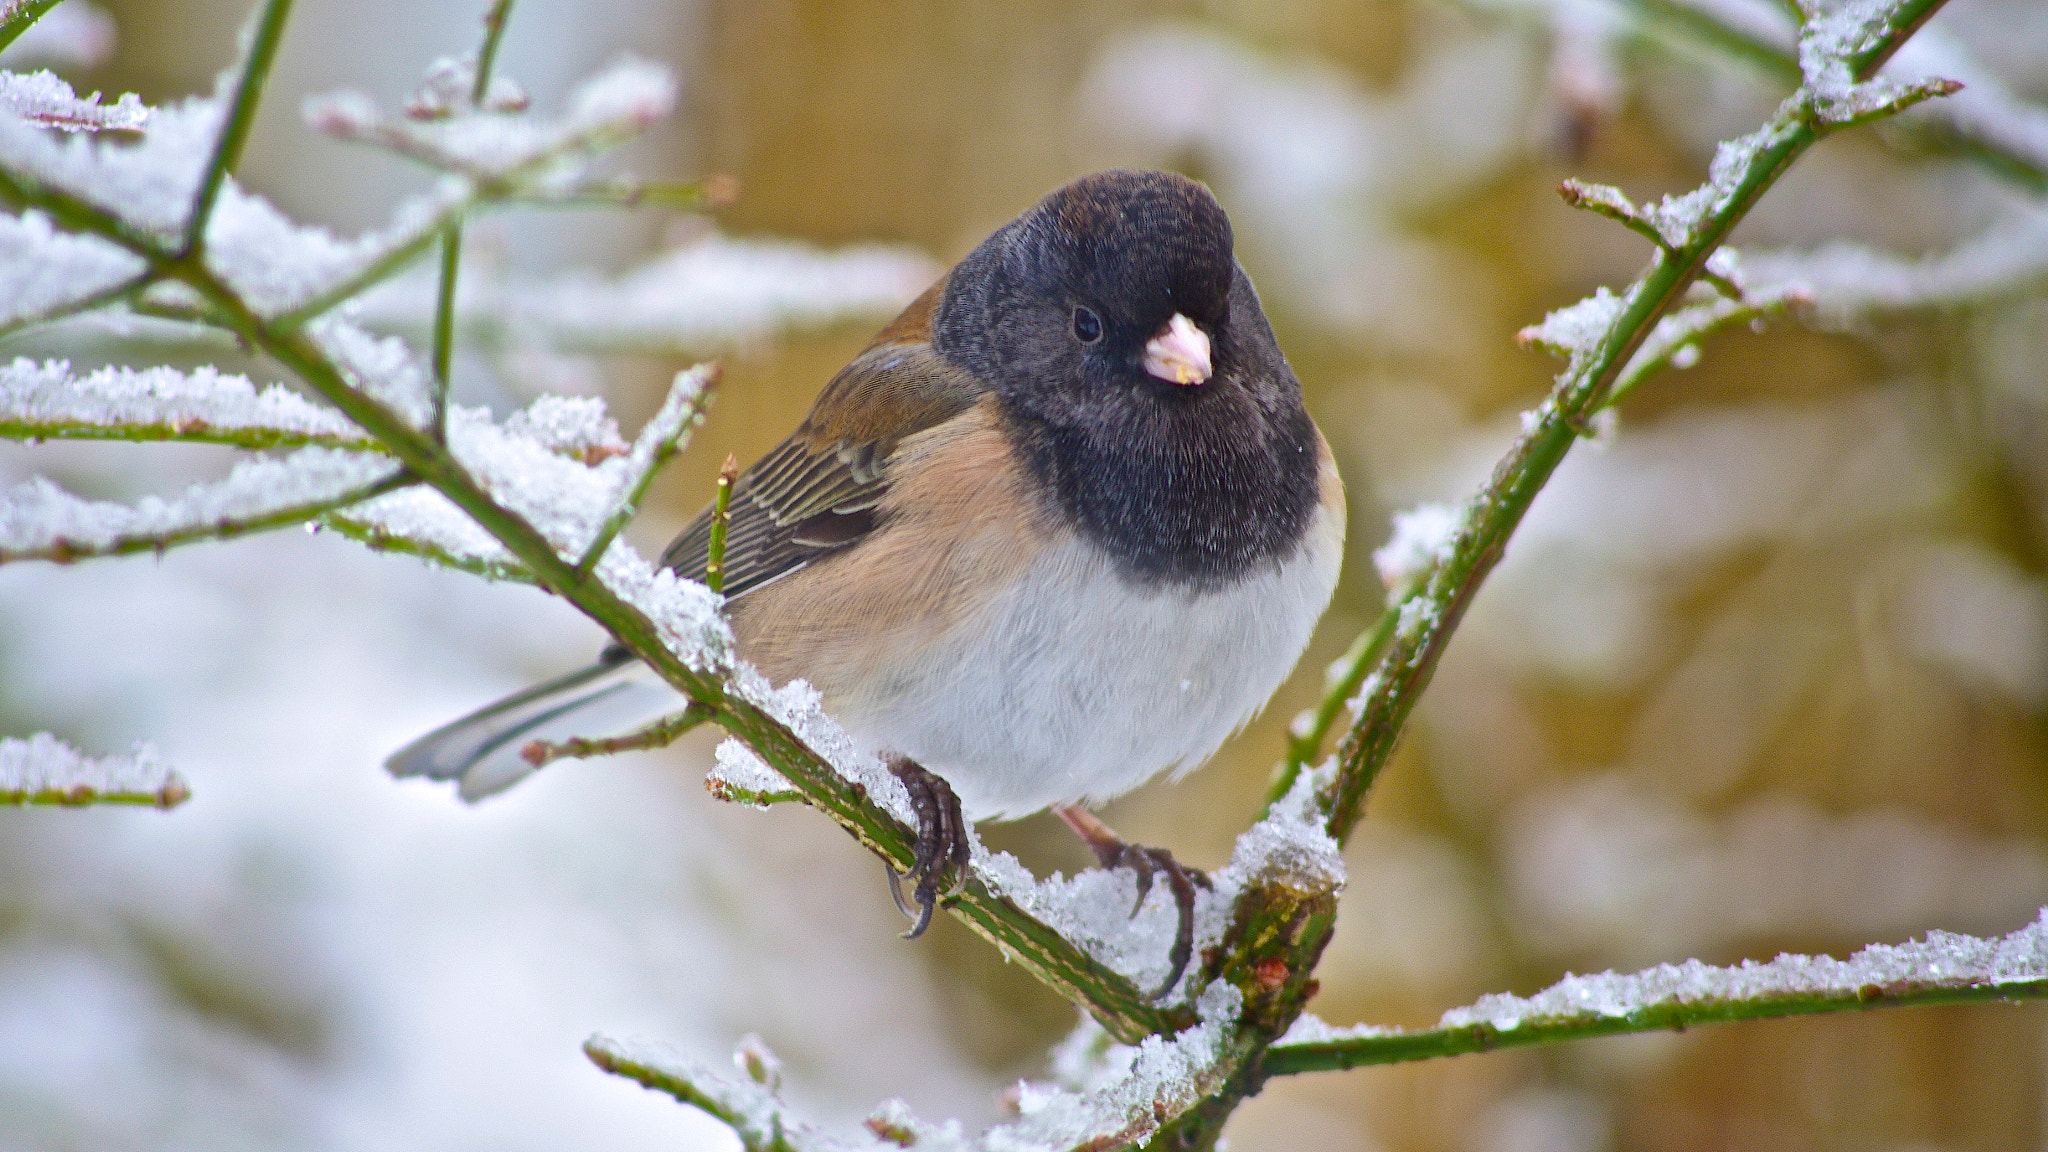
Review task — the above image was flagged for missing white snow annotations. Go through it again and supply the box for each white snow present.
[357,230,939,356]
[0,357,373,448]
[1273,1013,1401,1047]
[1743,207,2048,326]
[1439,908,2048,1031]
[1,448,397,559]
[0,209,143,327]
[1518,285,1627,359]
[0,731,186,806]
[306,56,675,179]
[0,69,144,131]
[202,179,461,318]
[1372,502,1461,602]
[0,90,221,243]
[706,738,797,809]
[501,394,627,462]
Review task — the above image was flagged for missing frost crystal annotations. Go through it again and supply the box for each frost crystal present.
[0,209,144,326]
[1373,501,1460,601]
[0,69,146,131]
[501,395,627,462]
[0,732,188,806]
[1518,286,1626,358]
[0,448,398,559]
[0,357,373,448]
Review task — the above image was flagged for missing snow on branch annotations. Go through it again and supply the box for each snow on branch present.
[1743,206,2048,325]
[357,230,939,355]
[576,362,718,572]
[0,89,221,243]
[0,69,144,131]
[0,208,143,331]
[0,357,378,449]
[588,981,1246,1152]
[0,448,401,563]
[0,732,188,807]
[305,56,674,182]
[1264,909,2048,1074]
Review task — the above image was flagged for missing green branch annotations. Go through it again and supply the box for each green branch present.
[0,468,412,565]
[1265,978,2048,1074]
[183,0,295,254]
[1314,0,1957,848]
[0,0,65,55]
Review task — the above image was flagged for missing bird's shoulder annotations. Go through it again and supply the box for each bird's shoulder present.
[659,275,992,596]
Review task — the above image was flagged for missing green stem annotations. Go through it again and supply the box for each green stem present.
[0,270,154,344]
[522,702,715,770]
[705,453,736,595]
[1265,606,1394,811]
[431,222,460,442]
[471,0,517,104]
[183,0,295,255]
[0,0,65,56]
[1261,979,2048,1075]
[1318,0,1954,846]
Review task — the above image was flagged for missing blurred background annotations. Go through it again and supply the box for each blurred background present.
[2,0,2047,1148]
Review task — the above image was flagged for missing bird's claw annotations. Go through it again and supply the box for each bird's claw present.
[1054,805,1212,999]
[886,757,972,940]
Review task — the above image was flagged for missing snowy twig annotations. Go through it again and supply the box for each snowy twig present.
[0,451,408,564]
[1262,911,2048,1074]
[585,1037,823,1152]
[575,362,717,576]
[0,732,189,808]
[429,0,516,444]
[0,358,382,450]
[1616,0,2048,190]
[521,703,716,772]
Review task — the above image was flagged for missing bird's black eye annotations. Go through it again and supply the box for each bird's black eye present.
[1071,306,1102,344]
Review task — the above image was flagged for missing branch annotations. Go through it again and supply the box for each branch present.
[0,358,383,450]
[522,702,715,771]
[1615,0,2048,191]
[1313,0,1960,846]
[0,732,189,808]
[183,0,294,253]
[1262,910,2048,1074]
[575,363,718,575]
[0,451,407,564]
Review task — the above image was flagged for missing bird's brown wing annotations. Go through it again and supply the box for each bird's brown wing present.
[658,279,987,598]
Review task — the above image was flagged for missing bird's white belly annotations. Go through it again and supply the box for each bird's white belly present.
[836,505,1343,821]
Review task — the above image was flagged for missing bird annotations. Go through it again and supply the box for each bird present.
[387,169,1346,997]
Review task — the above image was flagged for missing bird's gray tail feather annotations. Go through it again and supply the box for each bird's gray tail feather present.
[386,656,683,801]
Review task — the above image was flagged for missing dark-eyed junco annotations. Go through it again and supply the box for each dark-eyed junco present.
[390,169,1345,994]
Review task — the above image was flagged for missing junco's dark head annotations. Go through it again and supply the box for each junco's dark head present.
[935,169,1240,408]
[934,169,1319,586]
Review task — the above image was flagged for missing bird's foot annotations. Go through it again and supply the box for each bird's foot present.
[884,757,973,940]
[1054,804,1212,1000]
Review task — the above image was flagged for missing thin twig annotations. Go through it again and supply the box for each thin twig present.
[520,702,715,770]
[182,0,296,255]
[574,364,720,577]
[1262,978,2048,1075]
[0,468,413,565]
[431,223,459,442]
[705,452,737,595]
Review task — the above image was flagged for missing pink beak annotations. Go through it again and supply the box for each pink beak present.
[1142,313,1212,386]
